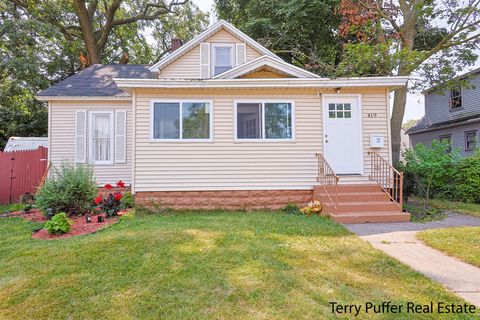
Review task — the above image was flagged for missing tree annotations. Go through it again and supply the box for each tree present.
[403,141,459,209]
[337,0,480,164]
[215,0,342,76]
[9,0,201,66]
[0,0,208,148]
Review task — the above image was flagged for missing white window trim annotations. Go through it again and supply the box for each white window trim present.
[211,43,235,76]
[234,99,296,142]
[89,111,114,165]
[150,99,214,142]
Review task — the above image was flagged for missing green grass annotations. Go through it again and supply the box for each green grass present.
[0,211,475,319]
[0,203,24,213]
[418,227,480,268]
[428,198,480,218]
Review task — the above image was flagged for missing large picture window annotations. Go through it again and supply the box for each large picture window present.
[152,101,211,140]
[90,112,113,164]
[236,102,293,140]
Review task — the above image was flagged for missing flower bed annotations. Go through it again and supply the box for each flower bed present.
[9,208,126,240]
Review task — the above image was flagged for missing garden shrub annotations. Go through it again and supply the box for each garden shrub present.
[36,162,97,215]
[44,213,72,234]
[283,204,302,215]
[402,141,459,208]
[121,191,134,208]
[451,150,480,203]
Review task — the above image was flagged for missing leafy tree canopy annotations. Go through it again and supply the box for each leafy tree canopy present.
[215,0,342,76]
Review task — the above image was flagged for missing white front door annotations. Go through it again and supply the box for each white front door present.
[323,95,363,174]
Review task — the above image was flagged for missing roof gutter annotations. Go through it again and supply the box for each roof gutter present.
[113,76,409,90]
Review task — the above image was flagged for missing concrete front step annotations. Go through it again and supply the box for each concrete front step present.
[323,201,400,213]
[317,191,390,202]
[328,211,411,223]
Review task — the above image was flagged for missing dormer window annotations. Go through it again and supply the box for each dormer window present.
[212,44,234,76]
[449,87,462,110]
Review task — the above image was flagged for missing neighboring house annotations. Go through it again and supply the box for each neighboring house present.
[407,68,480,156]
[37,20,409,223]
[4,137,48,152]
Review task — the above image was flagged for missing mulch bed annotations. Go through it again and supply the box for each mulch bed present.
[8,209,122,240]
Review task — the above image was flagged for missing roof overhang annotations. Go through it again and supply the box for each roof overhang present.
[148,20,280,73]
[35,95,131,101]
[114,76,409,91]
[212,55,320,79]
[408,116,480,135]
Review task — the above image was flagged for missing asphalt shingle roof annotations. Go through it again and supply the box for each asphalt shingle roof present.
[37,64,156,97]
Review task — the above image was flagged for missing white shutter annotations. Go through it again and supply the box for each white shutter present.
[235,43,246,66]
[75,111,87,163]
[200,42,210,78]
[115,110,127,164]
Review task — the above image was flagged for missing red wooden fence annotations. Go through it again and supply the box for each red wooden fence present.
[0,147,48,204]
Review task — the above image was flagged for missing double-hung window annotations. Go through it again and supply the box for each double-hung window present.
[90,112,114,164]
[152,101,211,140]
[449,87,462,110]
[465,130,477,151]
[236,102,293,140]
[212,44,234,76]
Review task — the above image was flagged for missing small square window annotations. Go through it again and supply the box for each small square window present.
[328,104,335,111]
[337,104,344,111]
[344,111,351,118]
[465,131,477,151]
[337,111,344,118]
[329,111,336,118]
[344,104,351,111]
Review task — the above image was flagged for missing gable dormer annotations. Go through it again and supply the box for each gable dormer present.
[148,20,280,79]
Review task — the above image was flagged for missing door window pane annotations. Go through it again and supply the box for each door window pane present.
[153,103,180,139]
[265,103,292,139]
[92,113,111,161]
[237,103,262,139]
[182,102,210,139]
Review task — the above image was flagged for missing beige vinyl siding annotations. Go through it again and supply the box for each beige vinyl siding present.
[159,29,262,79]
[133,88,390,192]
[50,100,133,185]
[361,92,391,176]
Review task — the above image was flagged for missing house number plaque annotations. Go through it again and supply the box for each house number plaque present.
[368,113,378,118]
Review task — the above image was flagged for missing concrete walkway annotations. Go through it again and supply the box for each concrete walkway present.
[345,213,480,306]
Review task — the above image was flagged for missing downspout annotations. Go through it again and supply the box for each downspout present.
[131,91,136,194]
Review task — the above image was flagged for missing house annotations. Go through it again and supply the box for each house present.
[4,137,48,152]
[36,20,410,223]
[407,68,480,156]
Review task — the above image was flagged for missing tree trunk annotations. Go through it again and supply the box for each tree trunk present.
[391,85,408,165]
[73,0,101,66]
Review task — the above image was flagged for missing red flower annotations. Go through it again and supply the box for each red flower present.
[104,184,113,190]
[116,180,125,188]
[114,192,123,201]
[94,194,103,205]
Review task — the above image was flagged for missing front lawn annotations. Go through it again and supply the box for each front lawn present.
[428,198,480,218]
[418,227,480,268]
[0,211,472,319]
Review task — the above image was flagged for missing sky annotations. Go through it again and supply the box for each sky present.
[190,0,478,123]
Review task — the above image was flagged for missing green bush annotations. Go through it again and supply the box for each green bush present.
[44,212,72,234]
[36,162,97,215]
[121,191,134,208]
[452,150,480,203]
[402,141,459,208]
[283,204,302,215]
